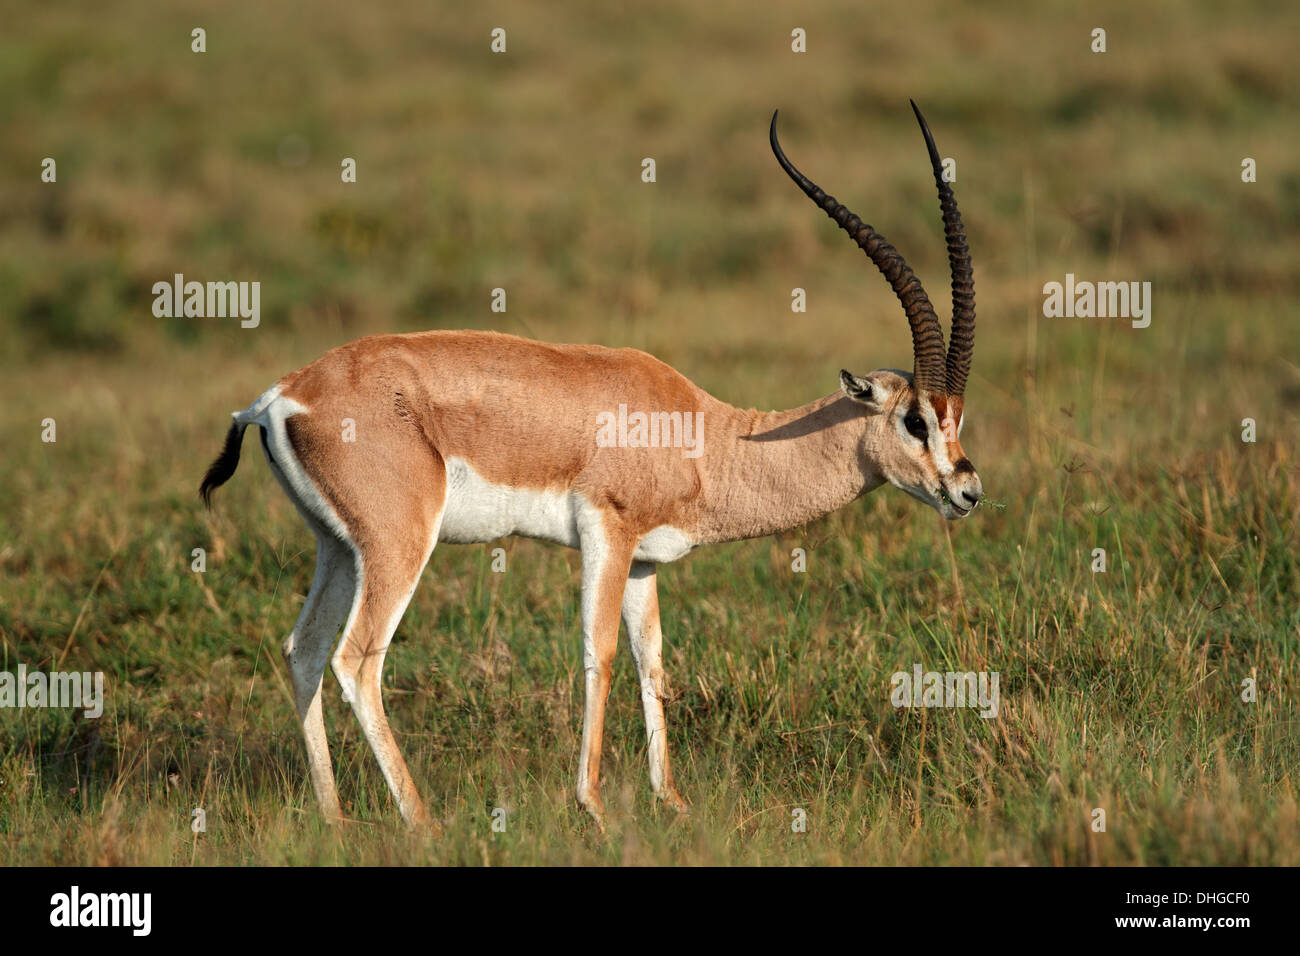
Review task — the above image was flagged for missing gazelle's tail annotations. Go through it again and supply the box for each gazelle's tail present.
[200,386,287,507]
[200,422,248,507]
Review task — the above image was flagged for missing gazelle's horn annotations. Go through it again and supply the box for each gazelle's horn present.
[770,110,947,393]
[910,100,974,398]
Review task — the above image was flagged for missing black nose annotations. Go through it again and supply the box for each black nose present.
[961,488,981,505]
[953,457,976,475]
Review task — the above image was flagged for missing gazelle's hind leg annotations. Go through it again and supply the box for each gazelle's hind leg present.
[622,561,689,813]
[269,400,446,830]
[282,535,358,821]
[330,521,440,830]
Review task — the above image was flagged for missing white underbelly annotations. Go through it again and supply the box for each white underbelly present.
[439,457,581,547]
[437,457,695,564]
[632,525,694,563]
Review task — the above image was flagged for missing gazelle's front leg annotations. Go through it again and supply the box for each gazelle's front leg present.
[575,529,635,827]
[622,561,689,813]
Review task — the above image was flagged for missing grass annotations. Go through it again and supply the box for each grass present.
[0,0,1297,864]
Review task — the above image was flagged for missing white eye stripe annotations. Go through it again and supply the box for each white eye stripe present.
[931,434,954,474]
[929,414,960,476]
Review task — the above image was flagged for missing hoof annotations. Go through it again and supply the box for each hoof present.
[660,788,691,816]
[404,804,440,836]
[577,794,607,833]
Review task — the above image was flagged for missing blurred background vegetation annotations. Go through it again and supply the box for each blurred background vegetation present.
[0,0,1297,863]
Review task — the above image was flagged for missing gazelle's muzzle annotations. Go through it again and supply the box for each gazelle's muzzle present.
[940,457,983,518]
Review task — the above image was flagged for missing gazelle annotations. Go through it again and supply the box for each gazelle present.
[200,101,981,830]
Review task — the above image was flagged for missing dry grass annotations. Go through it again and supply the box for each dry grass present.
[1,0,1297,864]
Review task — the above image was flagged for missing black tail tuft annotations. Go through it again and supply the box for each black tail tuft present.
[200,422,249,508]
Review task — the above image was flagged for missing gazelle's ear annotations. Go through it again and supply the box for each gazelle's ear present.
[839,370,889,412]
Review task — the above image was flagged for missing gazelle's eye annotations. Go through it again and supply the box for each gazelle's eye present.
[904,414,928,441]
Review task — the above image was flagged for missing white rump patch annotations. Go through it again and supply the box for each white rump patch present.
[242,384,367,702]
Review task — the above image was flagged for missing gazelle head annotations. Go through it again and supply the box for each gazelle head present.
[771,101,983,520]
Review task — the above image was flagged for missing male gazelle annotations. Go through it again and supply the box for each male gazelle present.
[200,102,981,830]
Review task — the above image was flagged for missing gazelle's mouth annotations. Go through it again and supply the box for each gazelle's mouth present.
[938,488,970,516]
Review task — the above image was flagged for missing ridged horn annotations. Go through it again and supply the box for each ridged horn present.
[910,100,975,398]
[770,110,948,394]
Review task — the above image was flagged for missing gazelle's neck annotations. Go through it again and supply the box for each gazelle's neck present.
[695,392,879,545]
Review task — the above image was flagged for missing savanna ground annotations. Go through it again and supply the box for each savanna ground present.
[1,1,1297,865]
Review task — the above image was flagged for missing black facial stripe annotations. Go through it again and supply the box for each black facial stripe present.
[953,457,975,475]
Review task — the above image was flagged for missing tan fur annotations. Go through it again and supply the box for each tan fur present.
[278,331,929,546]
[247,328,981,828]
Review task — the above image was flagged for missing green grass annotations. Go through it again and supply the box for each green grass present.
[1,0,1298,864]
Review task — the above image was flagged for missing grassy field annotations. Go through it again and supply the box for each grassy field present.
[1,0,1297,864]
